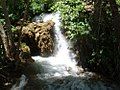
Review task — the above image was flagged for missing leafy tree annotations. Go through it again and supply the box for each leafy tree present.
[52,0,91,39]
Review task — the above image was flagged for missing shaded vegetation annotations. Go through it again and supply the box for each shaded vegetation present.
[0,0,120,89]
[52,0,120,83]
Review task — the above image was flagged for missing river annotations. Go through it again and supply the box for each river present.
[11,13,119,90]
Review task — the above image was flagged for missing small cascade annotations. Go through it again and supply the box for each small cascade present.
[11,13,120,90]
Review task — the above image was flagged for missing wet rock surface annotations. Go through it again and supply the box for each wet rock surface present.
[21,20,55,57]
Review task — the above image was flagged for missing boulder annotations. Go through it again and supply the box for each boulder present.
[21,20,55,57]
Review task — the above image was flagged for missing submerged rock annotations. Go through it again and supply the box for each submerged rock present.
[21,20,55,57]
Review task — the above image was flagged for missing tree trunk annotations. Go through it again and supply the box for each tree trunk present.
[92,0,102,36]
[0,24,11,58]
[109,0,119,16]
[108,0,120,79]
[1,0,15,46]
[1,0,16,60]
[13,0,18,11]
[108,0,120,34]
[23,0,30,21]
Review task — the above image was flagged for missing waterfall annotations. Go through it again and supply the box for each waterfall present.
[32,12,79,78]
[11,13,120,90]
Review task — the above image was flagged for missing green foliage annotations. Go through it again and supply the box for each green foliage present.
[7,0,25,21]
[0,0,58,24]
[0,19,5,24]
[30,0,43,14]
[0,5,5,24]
[52,0,91,39]
[30,0,57,14]
[116,0,120,5]
[81,0,120,81]
[11,25,17,32]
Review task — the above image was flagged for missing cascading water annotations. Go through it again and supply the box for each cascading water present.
[11,13,120,90]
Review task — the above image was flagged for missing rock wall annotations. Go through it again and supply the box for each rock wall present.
[21,20,55,57]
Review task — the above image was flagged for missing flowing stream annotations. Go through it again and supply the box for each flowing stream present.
[11,13,119,90]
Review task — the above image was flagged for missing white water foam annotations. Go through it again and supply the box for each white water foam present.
[11,13,120,90]
[32,12,79,78]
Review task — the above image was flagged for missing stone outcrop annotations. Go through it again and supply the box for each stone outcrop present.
[21,20,55,57]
